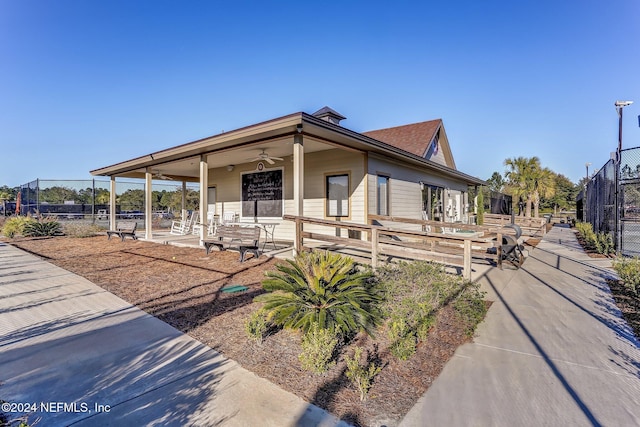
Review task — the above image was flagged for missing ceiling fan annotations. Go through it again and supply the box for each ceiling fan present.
[249,149,283,165]
[152,169,174,180]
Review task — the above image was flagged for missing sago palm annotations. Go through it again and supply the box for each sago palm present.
[255,250,383,336]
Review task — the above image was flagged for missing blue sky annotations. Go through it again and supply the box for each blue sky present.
[1,0,638,188]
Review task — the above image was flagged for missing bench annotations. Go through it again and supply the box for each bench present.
[202,225,261,262]
[106,221,138,241]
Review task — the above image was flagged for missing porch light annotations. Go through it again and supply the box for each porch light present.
[227,165,235,172]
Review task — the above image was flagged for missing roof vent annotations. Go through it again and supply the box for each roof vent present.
[312,106,346,125]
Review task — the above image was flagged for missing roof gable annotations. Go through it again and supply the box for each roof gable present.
[362,119,456,169]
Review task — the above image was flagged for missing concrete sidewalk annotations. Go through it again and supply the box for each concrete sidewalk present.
[400,226,640,426]
[0,242,347,426]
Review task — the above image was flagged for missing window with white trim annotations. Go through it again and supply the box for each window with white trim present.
[377,175,389,216]
[326,174,349,217]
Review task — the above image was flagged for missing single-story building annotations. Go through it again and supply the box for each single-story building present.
[91,107,485,247]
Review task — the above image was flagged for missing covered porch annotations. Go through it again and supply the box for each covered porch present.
[91,108,486,257]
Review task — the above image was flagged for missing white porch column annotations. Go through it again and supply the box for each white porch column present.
[293,134,304,253]
[109,176,117,231]
[181,181,187,220]
[199,155,209,242]
[145,170,153,240]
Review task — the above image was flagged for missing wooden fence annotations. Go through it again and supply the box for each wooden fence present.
[482,213,547,236]
[284,215,505,280]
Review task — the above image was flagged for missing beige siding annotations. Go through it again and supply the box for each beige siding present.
[368,155,470,229]
[207,148,366,242]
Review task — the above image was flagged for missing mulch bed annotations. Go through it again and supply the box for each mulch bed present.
[3,235,481,427]
[606,279,640,339]
[570,227,640,340]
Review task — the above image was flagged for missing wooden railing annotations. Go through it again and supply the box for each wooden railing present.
[483,213,547,236]
[283,215,504,280]
[367,214,517,235]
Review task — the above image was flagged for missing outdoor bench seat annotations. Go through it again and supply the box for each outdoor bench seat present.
[106,221,138,241]
[202,225,261,262]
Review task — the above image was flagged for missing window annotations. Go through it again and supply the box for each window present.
[377,175,389,215]
[326,174,349,217]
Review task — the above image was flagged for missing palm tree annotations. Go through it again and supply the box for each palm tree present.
[531,167,556,218]
[255,250,383,336]
[504,156,539,217]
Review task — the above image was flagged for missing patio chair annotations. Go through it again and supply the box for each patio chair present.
[222,211,237,224]
[195,212,218,236]
[170,211,198,235]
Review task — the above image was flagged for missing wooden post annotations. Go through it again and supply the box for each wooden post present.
[294,217,303,254]
[145,170,153,240]
[199,155,209,242]
[371,227,379,269]
[463,239,471,280]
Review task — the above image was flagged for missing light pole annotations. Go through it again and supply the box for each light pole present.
[585,162,591,181]
[616,100,633,161]
[615,100,633,253]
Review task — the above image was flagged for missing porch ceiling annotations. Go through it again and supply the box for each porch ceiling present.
[116,137,334,181]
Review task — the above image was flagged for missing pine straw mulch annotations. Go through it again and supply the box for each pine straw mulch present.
[3,235,482,427]
[570,226,640,340]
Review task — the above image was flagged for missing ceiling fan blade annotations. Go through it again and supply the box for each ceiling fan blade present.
[265,158,275,165]
[270,156,283,161]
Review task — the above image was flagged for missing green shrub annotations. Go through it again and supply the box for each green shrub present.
[612,256,640,294]
[344,346,383,401]
[476,188,485,225]
[594,232,615,255]
[378,261,466,360]
[1,216,35,238]
[299,323,339,374]
[23,220,62,237]
[575,222,597,250]
[387,317,417,361]
[256,250,383,336]
[454,283,488,336]
[245,309,270,345]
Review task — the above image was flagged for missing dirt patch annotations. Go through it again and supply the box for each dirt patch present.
[4,235,482,426]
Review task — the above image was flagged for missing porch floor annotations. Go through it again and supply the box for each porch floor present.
[141,230,295,259]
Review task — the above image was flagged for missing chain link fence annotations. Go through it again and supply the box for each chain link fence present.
[584,146,640,256]
[620,147,640,256]
[14,179,199,230]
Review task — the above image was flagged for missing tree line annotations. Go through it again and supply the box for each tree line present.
[0,185,199,213]
[486,156,580,218]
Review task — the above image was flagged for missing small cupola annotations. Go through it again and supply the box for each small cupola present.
[312,106,346,125]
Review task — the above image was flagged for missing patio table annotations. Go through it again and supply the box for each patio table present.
[228,222,278,250]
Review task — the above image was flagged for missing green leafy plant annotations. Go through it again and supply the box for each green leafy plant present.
[594,232,615,255]
[377,261,467,360]
[453,283,488,336]
[575,222,598,251]
[245,309,270,345]
[612,256,640,294]
[476,187,485,225]
[299,323,339,374]
[387,317,417,361]
[344,346,382,401]
[256,250,383,336]
[1,216,35,238]
[22,220,62,237]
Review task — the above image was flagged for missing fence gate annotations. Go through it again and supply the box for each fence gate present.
[620,147,640,256]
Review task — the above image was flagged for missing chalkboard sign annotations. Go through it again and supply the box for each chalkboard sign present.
[241,169,283,218]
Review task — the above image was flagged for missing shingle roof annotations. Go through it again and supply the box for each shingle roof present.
[362,119,442,158]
